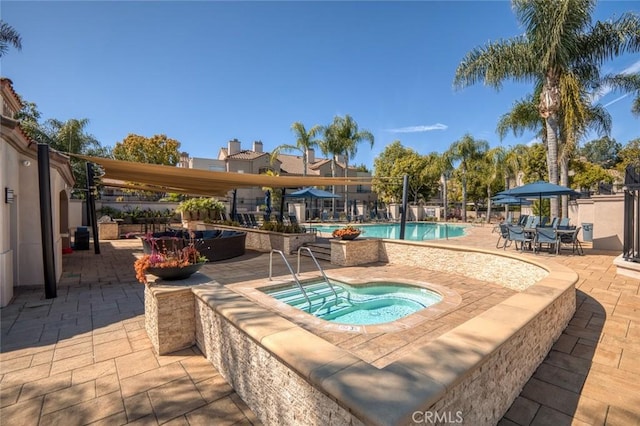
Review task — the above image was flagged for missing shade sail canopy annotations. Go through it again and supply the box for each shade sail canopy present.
[287,187,340,199]
[75,155,372,196]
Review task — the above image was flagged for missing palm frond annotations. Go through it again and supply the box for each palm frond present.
[453,37,536,90]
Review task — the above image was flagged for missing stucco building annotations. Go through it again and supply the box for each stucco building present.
[180,138,374,216]
[0,78,75,306]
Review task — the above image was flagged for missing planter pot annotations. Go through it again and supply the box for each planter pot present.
[340,233,361,240]
[147,262,205,281]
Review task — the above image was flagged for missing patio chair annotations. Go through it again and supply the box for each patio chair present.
[548,217,559,229]
[517,214,529,226]
[539,216,549,227]
[558,226,584,255]
[507,225,533,251]
[557,217,570,229]
[534,226,558,254]
[496,223,512,249]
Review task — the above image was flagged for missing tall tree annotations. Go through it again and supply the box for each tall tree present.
[270,122,322,176]
[618,137,640,170]
[447,134,489,222]
[454,0,640,217]
[580,136,621,169]
[17,112,108,196]
[0,21,22,57]
[323,115,374,211]
[481,147,506,223]
[112,133,181,165]
[372,140,410,203]
[434,151,454,221]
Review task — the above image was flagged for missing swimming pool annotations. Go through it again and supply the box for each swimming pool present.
[313,222,466,241]
[263,279,443,325]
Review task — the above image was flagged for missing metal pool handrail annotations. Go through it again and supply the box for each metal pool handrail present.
[269,249,312,311]
[296,247,339,302]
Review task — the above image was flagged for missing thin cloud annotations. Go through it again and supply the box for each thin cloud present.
[386,123,448,133]
[603,93,631,107]
[592,59,640,103]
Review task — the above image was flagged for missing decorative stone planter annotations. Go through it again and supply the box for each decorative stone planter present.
[330,238,380,266]
[97,222,119,240]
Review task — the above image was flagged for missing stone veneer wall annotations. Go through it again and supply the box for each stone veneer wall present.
[145,285,196,355]
[331,238,547,290]
[194,290,366,426]
[198,223,316,254]
[417,286,576,425]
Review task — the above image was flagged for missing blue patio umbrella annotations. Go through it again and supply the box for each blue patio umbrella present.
[498,181,580,220]
[491,195,532,205]
[287,187,339,223]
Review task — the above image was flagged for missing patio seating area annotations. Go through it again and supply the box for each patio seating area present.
[1,227,639,425]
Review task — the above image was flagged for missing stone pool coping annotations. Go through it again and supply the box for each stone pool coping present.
[180,242,578,425]
[228,274,462,334]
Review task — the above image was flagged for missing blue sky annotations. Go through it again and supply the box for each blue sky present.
[3,1,639,170]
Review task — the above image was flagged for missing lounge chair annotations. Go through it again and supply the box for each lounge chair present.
[235,213,248,227]
[507,225,533,251]
[248,213,259,227]
[534,227,558,254]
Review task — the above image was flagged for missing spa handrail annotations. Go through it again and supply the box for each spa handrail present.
[296,247,339,302]
[269,249,312,311]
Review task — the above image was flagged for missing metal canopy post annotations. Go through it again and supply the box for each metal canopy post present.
[86,162,100,254]
[38,144,57,299]
[279,188,286,223]
[399,174,409,240]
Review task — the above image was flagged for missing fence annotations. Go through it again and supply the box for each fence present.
[622,165,640,263]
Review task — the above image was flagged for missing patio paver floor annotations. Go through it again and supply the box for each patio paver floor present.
[1,226,638,425]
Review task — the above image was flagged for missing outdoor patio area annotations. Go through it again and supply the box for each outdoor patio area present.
[1,226,639,425]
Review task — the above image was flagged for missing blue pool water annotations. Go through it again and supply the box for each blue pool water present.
[264,280,443,325]
[313,223,466,241]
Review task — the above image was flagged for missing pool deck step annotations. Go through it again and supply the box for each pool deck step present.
[300,242,331,261]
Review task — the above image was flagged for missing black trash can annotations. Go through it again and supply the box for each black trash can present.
[582,223,593,242]
[74,227,90,250]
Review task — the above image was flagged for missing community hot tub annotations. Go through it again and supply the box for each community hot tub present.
[254,277,461,333]
[145,239,577,426]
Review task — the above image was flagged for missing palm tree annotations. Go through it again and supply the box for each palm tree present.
[270,122,322,176]
[454,0,640,217]
[434,151,454,221]
[483,147,506,223]
[447,134,489,222]
[43,118,108,195]
[325,115,374,211]
[0,21,22,57]
[319,122,344,213]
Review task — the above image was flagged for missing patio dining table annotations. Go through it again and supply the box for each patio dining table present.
[521,227,577,254]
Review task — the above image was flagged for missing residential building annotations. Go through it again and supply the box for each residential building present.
[180,139,374,216]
